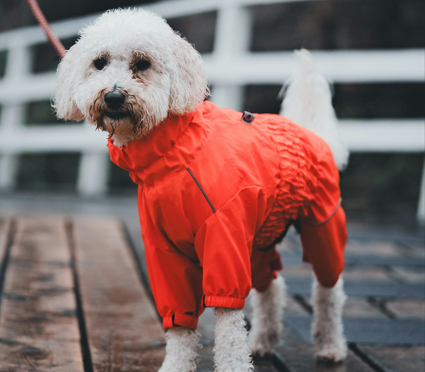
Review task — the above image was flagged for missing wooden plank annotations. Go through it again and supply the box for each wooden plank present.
[0,218,11,265]
[245,292,375,372]
[361,345,425,372]
[286,316,425,345]
[72,217,166,372]
[0,216,84,371]
[275,326,376,372]
[284,278,425,299]
[386,300,425,319]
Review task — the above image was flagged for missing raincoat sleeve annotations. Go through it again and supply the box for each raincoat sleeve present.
[194,186,267,309]
[141,208,204,330]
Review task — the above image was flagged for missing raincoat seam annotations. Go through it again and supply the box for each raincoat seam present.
[186,168,216,213]
[194,185,263,236]
[302,198,342,225]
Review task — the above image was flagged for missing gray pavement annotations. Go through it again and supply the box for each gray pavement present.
[1,192,424,372]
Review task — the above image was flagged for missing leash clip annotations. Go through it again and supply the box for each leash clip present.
[241,111,255,124]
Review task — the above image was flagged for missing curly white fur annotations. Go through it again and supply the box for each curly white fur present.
[280,49,349,170]
[214,308,253,372]
[55,9,349,368]
[54,8,208,146]
[248,274,286,356]
[158,327,201,372]
[311,276,347,364]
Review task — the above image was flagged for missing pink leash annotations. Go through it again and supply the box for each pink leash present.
[26,0,66,58]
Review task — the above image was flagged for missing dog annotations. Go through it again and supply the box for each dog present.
[54,8,349,372]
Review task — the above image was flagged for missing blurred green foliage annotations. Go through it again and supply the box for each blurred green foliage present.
[168,11,217,54]
[108,162,137,195]
[16,153,81,192]
[340,153,424,222]
[25,100,82,125]
[333,83,425,119]
[25,100,63,125]
[31,36,78,74]
[251,0,425,51]
[243,85,282,115]
[0,50,6,78]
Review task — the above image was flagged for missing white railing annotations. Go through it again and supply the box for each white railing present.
[0,0,424,222]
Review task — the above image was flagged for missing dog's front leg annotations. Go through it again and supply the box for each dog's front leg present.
[311,276,347,364]
[214,308,254,372]
[248,274,286,356]
[158,327,200,372]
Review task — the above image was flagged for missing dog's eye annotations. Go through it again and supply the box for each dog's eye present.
[94,57,107,70]
[136,60,151,71]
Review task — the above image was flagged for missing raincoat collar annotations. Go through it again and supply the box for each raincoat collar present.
[108,101,212,186]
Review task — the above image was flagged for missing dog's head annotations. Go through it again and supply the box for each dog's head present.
[54,8,209,145]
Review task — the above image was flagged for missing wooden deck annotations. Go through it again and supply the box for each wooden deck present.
[0,216,165,371]
[0,214,423,372]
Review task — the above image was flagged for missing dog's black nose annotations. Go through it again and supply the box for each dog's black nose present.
[104,91,125,109]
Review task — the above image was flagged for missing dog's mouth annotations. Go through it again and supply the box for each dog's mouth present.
[105,112,129,120]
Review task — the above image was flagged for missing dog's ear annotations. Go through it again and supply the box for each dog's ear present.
[53,43,85,121]
[168,33,209,115]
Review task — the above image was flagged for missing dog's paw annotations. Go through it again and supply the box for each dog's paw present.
[249,344,275,358]
[248,331,279,357]
[251,351,273,361]
[158,361,196,372]
[315,345,347,365]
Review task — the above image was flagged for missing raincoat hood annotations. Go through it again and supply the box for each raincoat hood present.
[107,101,212,186]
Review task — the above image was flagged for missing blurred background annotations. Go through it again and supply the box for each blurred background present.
[0,0,424,229]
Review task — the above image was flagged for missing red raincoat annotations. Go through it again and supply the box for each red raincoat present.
[108,100,347,330]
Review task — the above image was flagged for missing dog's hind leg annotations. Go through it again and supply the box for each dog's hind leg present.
[311,275,347,364]
[248,274,286,356]
[214,308,254,372]
[158,327,200,372]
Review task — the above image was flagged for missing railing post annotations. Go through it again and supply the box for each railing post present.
[417,157,425,226]
[77,152,109,196]
[0,37,30,192]
[0,101,24,192]
[211,85,244,111]
[0,154,17,190]
[210,0,252,111]
[4,37,31,80]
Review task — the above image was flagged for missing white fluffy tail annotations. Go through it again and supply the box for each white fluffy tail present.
[280,49,349,170]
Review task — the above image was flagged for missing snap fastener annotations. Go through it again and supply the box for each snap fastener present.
[241,111,255,124]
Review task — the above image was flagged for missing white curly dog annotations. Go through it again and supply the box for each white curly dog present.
[54,8,348,372]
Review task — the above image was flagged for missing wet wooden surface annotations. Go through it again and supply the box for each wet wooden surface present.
[196,231,425,372]
[0,216,165,372]
[72,217,166,372]
[260,231,425,372]
[0,217,84,371]
[0,218,10,267]
[0,214,423,372]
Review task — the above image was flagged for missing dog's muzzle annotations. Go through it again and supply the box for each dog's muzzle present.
[104,91,126,110]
